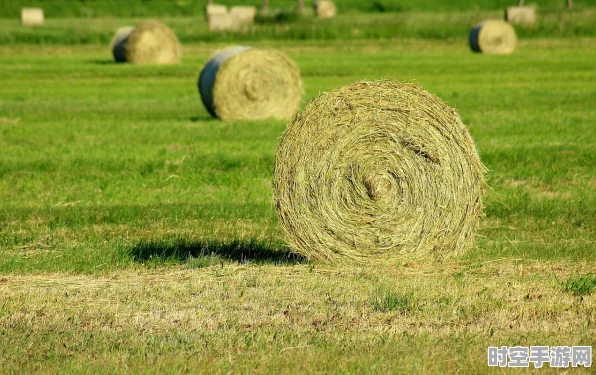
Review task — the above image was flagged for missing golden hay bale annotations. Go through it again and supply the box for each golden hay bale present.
[505,6,537,27]
[21,8,44,26]
[230,6,257,27]
[205,4,228,21]
[198,46,303,120]
[313,0,337,19]
[208,13,234,32]
[274,80,486,264]
[469,20,517,54]
[114,21,181,65]
[111,26,135,63]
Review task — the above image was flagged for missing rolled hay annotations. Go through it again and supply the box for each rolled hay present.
[21,8,44,26]
[208,13,234,32]
[114,21,181,64]
[198,46,303,120]
[111,26,135,63]
[313,0,337,19]
[274,80,486,264]
[505,6,536,27]
[469,20,517,54]
[205,4,227,21]
[230,6,257,28]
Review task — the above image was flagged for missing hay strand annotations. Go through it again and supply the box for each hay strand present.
[21,8,44,26]
[198,46,303,120]
[313,1,337,19]
[274,80,486,264]
[113,21,182,64]
[469,20,517,54]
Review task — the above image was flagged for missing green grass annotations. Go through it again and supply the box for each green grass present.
[0,34,595,373]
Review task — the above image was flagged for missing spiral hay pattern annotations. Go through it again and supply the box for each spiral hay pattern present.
[112,21,182,65]
[198,47,303,120]
[469,20,517,54]
[274,80,486,264]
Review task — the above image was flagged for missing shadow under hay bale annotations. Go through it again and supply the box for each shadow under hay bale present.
[198,46,303,120]
[21,8,44,26]
[274,80,486,265]
[110,21,181,65]
[469,20,517,54]
[129,239,306,265]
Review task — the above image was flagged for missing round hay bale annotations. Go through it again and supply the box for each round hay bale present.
[198,46,303,120]
[21,8,44,26]
[117,21,182,65]
[111,26,135,63]
[274,80,486,264]
[469,20,517,54]
[313,1,337,19]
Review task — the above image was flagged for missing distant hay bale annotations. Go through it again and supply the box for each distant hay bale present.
[111,21,181,64]
[198,46,303,120]
[505,6,537,27]
[21,8,44,26]
[469,20,517,54]
[208,13,234,32]
[274,80,486,264]
[110,26,135,63]
[230,6,257,27]
[313,1,337,19]
[205,4,228,21]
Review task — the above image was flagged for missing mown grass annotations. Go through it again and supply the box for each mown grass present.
[0,34,595,372]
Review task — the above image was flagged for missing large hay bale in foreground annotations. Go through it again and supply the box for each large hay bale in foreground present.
[111,21,181,64]
[505,6,537,26]
[21,8,44,26]
[313,1,337,19]
[111,26,135,63]
[469,20,517,54]
[198,46,303,120]
[274,80,486,264]
[230,6,257,27]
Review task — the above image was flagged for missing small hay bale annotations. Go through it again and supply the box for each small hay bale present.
[116,21,181,65]
[198,46,303,120]
[111,26,135,63]
[313,0,337,19]
[469,20,517,54]
[274,80,486,264]
[21,8,44,26]
[230,6,257,28]
[208,13,234,32]
[205,4,228,21]
[505,6,537,27]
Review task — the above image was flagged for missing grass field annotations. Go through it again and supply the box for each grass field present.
[0,20,595,375]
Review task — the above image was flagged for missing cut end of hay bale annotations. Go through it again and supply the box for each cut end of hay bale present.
[274,80,486,265]
[111,26,135,63]
[123,21,182,65]
[313,0,337,19]
[198,46,303,120]
[469,20,517,54]
[21,8,44,26]
[505,6,537,27]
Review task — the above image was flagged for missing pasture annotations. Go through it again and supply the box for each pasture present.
[0,7,595,374]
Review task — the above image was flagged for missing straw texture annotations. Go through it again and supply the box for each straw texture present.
[274,80,486,264]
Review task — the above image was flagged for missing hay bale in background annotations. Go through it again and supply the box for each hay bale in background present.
[111,26,135,63]
[205,4,227,21]
[230,6,257,28]
[198,46,303,120]
[313,1,337,19]
[114,21,181,64]
[208,13,234,32]
[469,20,517,54]
[21,8,44,26]
[274,80,486,264]
[505,6,537,27]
